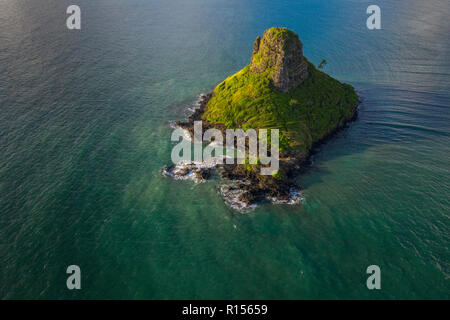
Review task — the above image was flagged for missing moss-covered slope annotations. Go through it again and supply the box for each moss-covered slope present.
[202,27,358,152]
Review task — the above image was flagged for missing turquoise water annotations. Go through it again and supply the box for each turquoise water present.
[0,0,449,299]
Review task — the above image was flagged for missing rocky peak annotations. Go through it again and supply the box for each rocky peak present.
[250,27,308,93]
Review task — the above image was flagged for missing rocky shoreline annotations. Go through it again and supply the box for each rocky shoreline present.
[164,93,358,211]
[164,28,359,211]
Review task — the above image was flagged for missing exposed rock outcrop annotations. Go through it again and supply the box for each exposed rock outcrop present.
[250,27,309,93]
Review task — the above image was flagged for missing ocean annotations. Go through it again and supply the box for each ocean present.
[0,0,448,299]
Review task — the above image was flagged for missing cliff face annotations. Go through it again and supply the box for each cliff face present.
[250,28,309,93]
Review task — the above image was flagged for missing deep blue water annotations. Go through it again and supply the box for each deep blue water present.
[0,0,449,299]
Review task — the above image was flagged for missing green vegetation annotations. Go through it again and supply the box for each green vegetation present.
[272,170,284,180]
[203,60,358,151]
[266,27,298,48]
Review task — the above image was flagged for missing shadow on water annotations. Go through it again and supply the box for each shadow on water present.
[297,81,450,189]
[165,80,450,192]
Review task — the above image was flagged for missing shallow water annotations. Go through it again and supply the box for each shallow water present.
[0,0,449,299]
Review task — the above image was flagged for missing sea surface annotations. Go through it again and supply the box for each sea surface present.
[0,0,449,299]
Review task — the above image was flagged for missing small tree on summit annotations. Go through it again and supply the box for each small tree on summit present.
[318,59,327,69]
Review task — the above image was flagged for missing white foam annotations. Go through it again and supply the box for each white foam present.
[170,122,192,141]
[219,184,257,211]
[268,187,304,205]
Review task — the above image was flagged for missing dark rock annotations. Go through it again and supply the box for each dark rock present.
[195,168,211,181]
[250,27,309,93]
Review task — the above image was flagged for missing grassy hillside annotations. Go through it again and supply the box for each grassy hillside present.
[203,60,358,151]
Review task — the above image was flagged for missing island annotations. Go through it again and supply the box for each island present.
[165,27,359,210]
